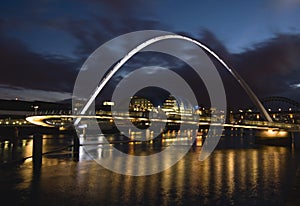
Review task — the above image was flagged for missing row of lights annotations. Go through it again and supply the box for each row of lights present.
[237,108,293,112]
[0,120,28,125]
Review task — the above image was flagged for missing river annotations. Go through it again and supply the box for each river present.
[0,133,299,205]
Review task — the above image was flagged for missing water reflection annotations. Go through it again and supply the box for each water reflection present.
[0,134,299,205]
[0,134,78,164]
[0,138,33,163]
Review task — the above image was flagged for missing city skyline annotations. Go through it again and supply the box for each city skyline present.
[0,0,300,107]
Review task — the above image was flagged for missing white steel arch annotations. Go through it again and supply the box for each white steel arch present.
[74,34,272,125]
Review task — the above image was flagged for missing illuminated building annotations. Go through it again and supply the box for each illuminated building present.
[129,96,154,112]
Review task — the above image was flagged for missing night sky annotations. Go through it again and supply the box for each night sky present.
[1,0,300,108]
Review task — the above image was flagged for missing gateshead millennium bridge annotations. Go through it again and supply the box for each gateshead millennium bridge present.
[24,34,300,142]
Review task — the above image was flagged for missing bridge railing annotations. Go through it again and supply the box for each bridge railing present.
[242,120,300,130]
[26,110,73,116]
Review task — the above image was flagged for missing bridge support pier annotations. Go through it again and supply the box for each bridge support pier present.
[73,136,80,161]
[33,133,43,168]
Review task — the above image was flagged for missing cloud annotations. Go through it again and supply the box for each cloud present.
[0,84,71,102]
[168,30,300,107]
[78,29,300,108]
[32,0,164,59]
[0,32,78,97]
[53,18,166,59]
[0,0,168,102]
[1,0,300,107]
[234,33,300,102]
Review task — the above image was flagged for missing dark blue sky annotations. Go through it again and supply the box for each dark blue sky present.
[0,0,300,106]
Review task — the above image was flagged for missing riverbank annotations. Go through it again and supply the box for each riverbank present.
[0,125,76,139]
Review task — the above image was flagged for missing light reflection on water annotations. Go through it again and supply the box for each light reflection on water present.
[0,134,299,205]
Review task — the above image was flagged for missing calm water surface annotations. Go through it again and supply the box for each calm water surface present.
[0,134,299,205]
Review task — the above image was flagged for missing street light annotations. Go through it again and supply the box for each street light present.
[34,105,39,115]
